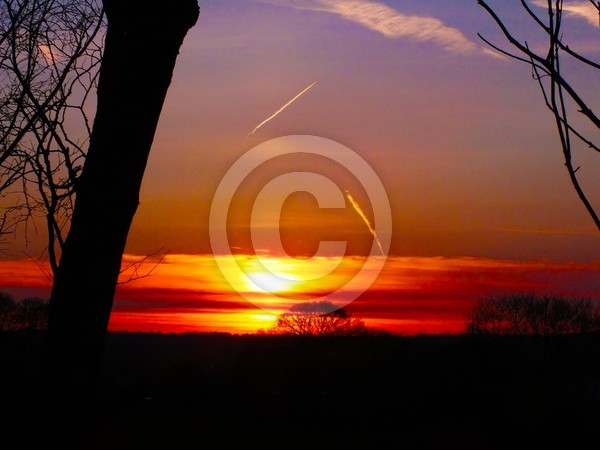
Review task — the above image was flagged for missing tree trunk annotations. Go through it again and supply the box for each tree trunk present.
[48,0,199,389]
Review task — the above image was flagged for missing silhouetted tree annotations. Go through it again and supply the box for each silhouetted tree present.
[269,301,368,336]
[467,293,600,336]
[0,0,104,268]
[0,0,198,395]
[45,0,199,388]
[0,1,163,278]
[0,291,17,330]
[15,297,48,330]
[478,0,600,231]
[0,292,48,330]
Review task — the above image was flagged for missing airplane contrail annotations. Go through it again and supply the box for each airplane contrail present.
[345,190,385,256]
[250,81,317,135]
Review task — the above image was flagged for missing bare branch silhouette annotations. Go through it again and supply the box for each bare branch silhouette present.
[0,0,105,268]
[117,248,167,286]
[478,0,600,230]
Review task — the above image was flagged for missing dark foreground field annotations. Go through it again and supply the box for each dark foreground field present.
[3,332,600,449]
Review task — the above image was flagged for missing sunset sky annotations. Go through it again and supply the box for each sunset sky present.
[1,0,599,334]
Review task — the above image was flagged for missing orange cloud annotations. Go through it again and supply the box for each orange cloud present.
[0,255,597,335]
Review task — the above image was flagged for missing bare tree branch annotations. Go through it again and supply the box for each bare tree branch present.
[479,0,600,231]
[117,248,168,287]
[1,0,103,268]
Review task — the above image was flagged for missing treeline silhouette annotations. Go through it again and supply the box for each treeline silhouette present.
[2,292,600,449]
[3,292,597,337]
[468,293,600,336]
[0,292,48,331]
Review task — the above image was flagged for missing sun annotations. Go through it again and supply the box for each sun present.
[246,270,298,294]
[233,254,354,299]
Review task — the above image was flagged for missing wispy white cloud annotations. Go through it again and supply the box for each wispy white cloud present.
[532,0,599,26]
[262,0,479,54]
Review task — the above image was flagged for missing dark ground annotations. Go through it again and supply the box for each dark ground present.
[2,331,599,449]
